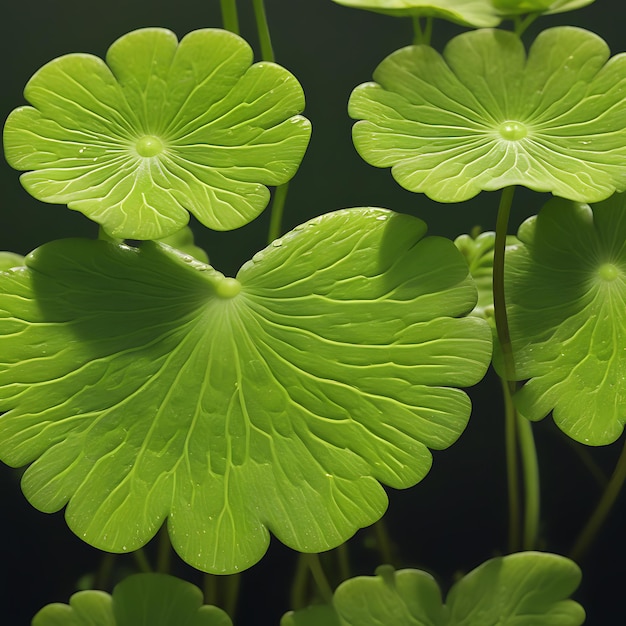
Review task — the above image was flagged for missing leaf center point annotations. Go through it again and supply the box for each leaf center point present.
[498,121,527,141]
[598,263,620,282]
[135,135,165,158]
[215,277,241,299]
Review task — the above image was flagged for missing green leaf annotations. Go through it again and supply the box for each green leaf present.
[349,27,626,203]
[454,231,519,322]
[156,226,209,264]
[281,604,343,626]
[330,1,501,26]
[505,194,626,445]
[31,573,232,626]
[493,0,595,16]
[0,208,491,573]
[333,554,584,625]
[0,252,25,271]
[3,28,311,239]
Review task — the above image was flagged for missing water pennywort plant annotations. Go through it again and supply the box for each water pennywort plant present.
[1,0,625,623]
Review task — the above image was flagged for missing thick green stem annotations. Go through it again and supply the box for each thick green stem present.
[501,376,521,552]
[373,519,395,566]
[220,0,240,34]
[252,0,274,61]
[336,542,351,582]
[267,183,290,244]
[493,185,540,551]
[514,13,538,36]
[571,436,626,562]
[224,574,241,619]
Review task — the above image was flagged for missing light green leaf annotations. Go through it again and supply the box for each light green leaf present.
[330,1,501,26]
[454,231,519,322]
[0,252,25,271]
[3,28,311,239]
[31,574,232,626]
[281,604,343,626]
[156,226,209,264]
[333,554,584,625]
[493,0,595,16]
[505,194,626,445]
[349,27,626,203]
[0,208,491,574]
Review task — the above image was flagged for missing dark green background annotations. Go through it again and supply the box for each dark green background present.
[1,1,625,624]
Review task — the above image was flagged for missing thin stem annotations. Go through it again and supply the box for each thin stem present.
[305,553,334,604]
[517,416,540,550]
[267,183,289,244]
[290,554,310,610]
[500,375,521,552]
[336,542,351,582]
[571,436,626,562]
[514,13,538,36]
[493,186,516,387]
[132,548,153,573]
[224,574,241,619]
[204,574,218,606]
[422,17,433,45]
[252,0,275,61]
[493,186,540,550]
[94,552,116,590]
[220,0,240,34]
[373,519,395,566]
[412,16,423,45]
[156,524,171,574]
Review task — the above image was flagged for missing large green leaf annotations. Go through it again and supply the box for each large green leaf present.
[349,27,626,203]
[31,574,232,626]
[493,0,595,16]
[332,554,584,625]
[3,28,311,239]
[505,195,626,445]
[0,208,491,573]
[330,1,501,26]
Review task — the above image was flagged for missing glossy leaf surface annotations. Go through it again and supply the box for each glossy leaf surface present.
[330,1,501,26]
[493,0,595,16]
[333,554,584,625]
[350,27,626,203]
[31,574,232,626]
[3,28,311,239]
[506,195,626,445]
[0,208,491,573]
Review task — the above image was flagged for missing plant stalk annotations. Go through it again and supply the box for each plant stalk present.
[570,436,626,562]
[220,0,240,34]
[501,376,521,552]
[132,548,153,573]
[412,17,433,46]
[267,183,290,244]
[156,524,171,574]
[305,553,334,604]
[252,0,275,62]
[493,185,540,551]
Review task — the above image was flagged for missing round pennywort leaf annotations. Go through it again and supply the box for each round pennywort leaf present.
[506,194,626,445]
[3,28,311,239]
[0,208,491,574]
[349,27,626,203]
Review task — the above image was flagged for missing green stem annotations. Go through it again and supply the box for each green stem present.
[204,574,218,606]
[156,524,171,574]
[267,183,290,244]
[305,553,334,604]
[493,185,540,551]
[290,553,310,610]
[373,519,395,566]
[493,186,516,386]
[220,0,240,34]
[570,436,626,562]
[514,13,538,37]
[224,574,241,619]
[252,0,274,61]
[94,552,116,590]
[517,415,540,550]
[412,16,433,45]
[132,548,153,573]
[501,375,521,552]
[336,542,351,582]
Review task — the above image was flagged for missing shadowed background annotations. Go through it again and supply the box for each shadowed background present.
[1,1,624,624]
